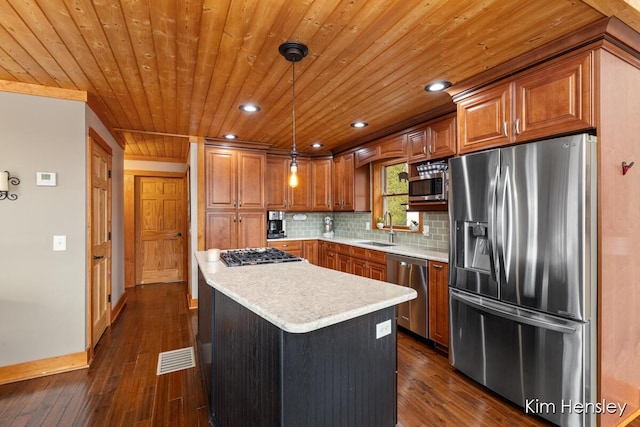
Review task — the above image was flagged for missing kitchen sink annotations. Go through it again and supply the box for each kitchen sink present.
[359,241,396,247]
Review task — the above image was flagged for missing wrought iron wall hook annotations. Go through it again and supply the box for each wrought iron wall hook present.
[0,171,20,201]
[622,161,635,176]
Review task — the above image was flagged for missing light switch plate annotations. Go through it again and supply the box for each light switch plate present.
[37,172,57,186]
[53,235,66,251]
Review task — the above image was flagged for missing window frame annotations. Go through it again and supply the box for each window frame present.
[371,158,420,231]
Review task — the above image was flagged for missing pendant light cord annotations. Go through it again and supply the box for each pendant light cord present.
[291,61,297,155]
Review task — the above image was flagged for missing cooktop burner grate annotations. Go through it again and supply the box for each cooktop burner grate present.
[220,247,303,267]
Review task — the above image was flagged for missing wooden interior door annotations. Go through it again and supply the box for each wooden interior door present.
[136,177,185,284]
[90,135,112,347]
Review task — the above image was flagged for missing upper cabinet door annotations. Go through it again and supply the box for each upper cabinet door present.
[288,157,312,211]
[311,158,333,211]
[429,115,456,159]
[205,148,237,209]
[266,156,288,210]
[237,151,266,210]
[514,52,593,142]
[407,128,428,162]
[457,82,513,154]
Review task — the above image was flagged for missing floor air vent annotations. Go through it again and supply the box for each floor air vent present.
[156,346,196,375]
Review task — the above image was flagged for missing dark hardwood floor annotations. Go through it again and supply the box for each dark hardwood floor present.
[0,281,637,427]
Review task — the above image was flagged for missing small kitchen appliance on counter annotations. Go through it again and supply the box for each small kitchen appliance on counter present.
[322,216,334,238]
[267,210,286,239]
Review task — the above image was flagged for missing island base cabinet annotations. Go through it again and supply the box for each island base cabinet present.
[199,281,398,427]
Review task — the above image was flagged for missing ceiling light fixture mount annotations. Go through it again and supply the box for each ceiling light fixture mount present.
[279,41,309,188]
[424,81,452,92]
[239,104,260,113]
[350,121,368,128]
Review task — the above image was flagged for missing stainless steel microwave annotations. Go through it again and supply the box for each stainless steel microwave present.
[408,171,448,202]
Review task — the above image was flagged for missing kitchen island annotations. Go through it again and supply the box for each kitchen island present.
[195,251,417,427]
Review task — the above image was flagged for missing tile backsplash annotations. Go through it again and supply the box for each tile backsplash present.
[284,211,449,251]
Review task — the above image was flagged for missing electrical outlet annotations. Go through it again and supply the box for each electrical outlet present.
[376,319,392,339]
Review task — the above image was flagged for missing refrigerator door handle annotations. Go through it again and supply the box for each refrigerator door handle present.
[488,162,500,282]
[498,165,511,281]
[450,291,577,335]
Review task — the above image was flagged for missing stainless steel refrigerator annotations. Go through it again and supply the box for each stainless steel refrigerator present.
[448,134,597,427]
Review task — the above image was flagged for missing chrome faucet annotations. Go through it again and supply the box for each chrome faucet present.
[385,211,395,243]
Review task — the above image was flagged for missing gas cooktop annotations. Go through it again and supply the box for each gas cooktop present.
[220,248,303,267]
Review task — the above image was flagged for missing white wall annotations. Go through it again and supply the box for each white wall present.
[0,92,87,366]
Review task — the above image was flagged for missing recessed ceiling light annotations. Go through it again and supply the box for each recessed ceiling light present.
[239,104,260,113]
[311,142,323,148]
[424,81,452,92]
[351,121,368,128]
[224,134,237,140]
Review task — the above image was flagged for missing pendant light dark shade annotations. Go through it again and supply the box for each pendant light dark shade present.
[279,41,309,188]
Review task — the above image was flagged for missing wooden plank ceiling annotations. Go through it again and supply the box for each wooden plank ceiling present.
[2,0,635,163]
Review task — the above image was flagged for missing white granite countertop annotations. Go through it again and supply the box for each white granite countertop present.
[196,252,417,334]
[268,236,449,263]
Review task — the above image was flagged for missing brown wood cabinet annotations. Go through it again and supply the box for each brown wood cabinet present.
[204,146,266,250]
[267,239,303,257]
[205,210,266,250]
[428,261,449,348]
[268,239,318,264]
[456,51,594,154]
[332,152,370,211]
[310,158,333,211]
[355,133,407,167]
[318,241,387,280]
[205,147,266,210]
[407,114,457,163]
[266,156,311,211]
[303,240,319,265]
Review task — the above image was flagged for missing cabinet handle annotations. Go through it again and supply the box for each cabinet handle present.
[428,143,433,155]
[327,200,330,207]
[514,118,520,136]
[238,215,242,222]
[423,146,427,155]
[433,264,443,269]
[282,244,288,248]
[238,199,242,207]
[502,121,508,138]
[233,215,236,222]
[233,199,236,207]
[93,255,104,260]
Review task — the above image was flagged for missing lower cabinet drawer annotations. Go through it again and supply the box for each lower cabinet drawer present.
[267,240,303,257]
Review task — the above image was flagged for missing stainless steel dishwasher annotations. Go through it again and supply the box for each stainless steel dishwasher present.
[386,254,428,338]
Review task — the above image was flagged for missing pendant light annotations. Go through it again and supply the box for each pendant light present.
[279,41,308,188]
